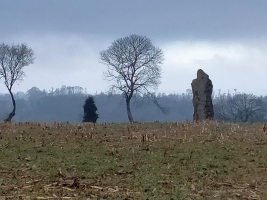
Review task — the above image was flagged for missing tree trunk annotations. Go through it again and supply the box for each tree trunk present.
[4,89,16,122]
[126,97,134,122]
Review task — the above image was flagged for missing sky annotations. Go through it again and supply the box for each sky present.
[1,0,267,96]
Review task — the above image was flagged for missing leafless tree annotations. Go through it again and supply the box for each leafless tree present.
[100,34,164,122]
[214,92,266,122]
[0,43,34,122]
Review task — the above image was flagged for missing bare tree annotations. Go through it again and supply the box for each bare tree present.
[100,34,164,122]
[214,92,266,122]
[0,43,34,122]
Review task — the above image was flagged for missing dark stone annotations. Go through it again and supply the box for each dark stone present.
[191,69,214,121]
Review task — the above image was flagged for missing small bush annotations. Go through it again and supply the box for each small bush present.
[83,96,99,123]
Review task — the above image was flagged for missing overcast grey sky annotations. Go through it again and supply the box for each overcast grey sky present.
[1,0,267,95]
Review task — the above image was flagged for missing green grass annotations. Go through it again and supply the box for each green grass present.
[0,121,267,199]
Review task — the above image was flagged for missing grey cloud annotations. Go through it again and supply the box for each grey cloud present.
[1,0,267,41]
[1,0,267,96]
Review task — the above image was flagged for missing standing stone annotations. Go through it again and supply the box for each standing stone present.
[191,69,214,121]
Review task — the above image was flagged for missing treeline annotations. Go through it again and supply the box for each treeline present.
[0,86,193,123]
[0,85,266,123]
[214,92,267,122]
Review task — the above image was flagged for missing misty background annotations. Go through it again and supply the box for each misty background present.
[1,1,267,123]
[1,86,267,123]
[0,86,193,123]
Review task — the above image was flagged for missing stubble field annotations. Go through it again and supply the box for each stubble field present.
[0,121,267,200]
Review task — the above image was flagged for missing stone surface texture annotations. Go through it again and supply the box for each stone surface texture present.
[191,69,214,121]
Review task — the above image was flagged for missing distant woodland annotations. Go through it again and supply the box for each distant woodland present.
[1,85,266,123]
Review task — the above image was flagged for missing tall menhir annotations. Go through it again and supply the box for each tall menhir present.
[83,96,99,123]
[191,69,214,121]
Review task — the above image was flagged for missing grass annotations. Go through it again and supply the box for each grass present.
[0,121,267,199]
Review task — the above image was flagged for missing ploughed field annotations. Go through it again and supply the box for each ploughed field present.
[0,121,267,199]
